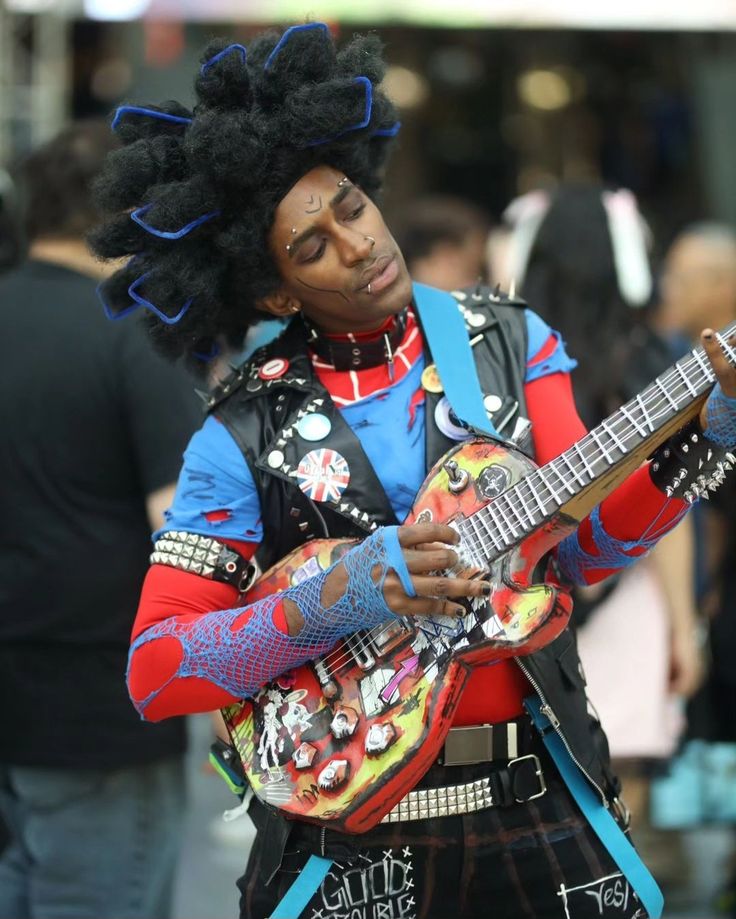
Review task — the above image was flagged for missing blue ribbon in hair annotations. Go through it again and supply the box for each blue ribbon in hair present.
[130,204,221,240]
[264,22,329,71]
[111,106,192,132]
[200,43,247,75]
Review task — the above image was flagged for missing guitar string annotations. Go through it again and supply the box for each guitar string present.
[304,335,736,676]
[482,338,731,540]
[311,342,730,675]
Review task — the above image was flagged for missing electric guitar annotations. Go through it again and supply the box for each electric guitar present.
[222,329,735,833]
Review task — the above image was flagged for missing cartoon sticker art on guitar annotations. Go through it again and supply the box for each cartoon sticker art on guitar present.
[223,439,577,833]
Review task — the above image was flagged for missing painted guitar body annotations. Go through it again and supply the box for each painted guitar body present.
[222,438,577,833]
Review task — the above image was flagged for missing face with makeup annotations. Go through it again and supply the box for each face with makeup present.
[261,165,413,334]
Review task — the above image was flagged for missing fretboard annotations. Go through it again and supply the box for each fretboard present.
[465,323,736,559]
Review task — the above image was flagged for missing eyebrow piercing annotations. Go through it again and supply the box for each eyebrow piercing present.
[337,177,349,186]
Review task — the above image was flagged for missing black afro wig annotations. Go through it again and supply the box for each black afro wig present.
[89,23,399,372]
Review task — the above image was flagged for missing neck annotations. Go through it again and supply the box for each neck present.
[29,238,113,280]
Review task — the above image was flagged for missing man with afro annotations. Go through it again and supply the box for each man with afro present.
[91,23,736,919]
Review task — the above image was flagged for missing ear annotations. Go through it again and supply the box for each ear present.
[256,290,303,317]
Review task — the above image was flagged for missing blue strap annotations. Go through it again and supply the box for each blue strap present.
[524,696,664,919]
[383,524,416,597]
[412,282,499,438]
[270,854,333,919]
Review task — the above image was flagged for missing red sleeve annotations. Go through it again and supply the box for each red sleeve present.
[524,371,688,584]
[127,538,291,721]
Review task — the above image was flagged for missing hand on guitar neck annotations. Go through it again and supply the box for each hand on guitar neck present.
[699,329,736,445]
[282,523,490,637]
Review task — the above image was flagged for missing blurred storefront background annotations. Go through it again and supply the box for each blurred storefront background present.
[3,1,736,250]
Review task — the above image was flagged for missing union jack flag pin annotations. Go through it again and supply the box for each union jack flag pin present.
[296,448,350,502]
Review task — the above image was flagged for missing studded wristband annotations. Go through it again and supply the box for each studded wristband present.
[150,531,257,592]
[649,419,735,503]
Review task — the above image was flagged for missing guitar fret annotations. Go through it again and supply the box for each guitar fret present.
[717,332,736,367]
[485,502,511,546]
[692,348,713,381]
[675,362,697,397]
[620,404,645,437]
[539,468,562,503]
[559,451,587,487]
[527,474,550,516]
[550,459,575,495]
[492,497,519,539]
[600,418,626,452]
[572,442,594,478]
[467,513,488,551]
[655,378,678,411]
[590,428,613,465]
[515,482,538,524]
[635,394,654,432]
[503,494,527,529]
[476,510,502,552]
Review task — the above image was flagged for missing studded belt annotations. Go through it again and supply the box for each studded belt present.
[380,753,547,823]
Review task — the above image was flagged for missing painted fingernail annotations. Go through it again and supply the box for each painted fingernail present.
[481,583,492,595]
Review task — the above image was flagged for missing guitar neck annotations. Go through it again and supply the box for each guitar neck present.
[470,324,736,556]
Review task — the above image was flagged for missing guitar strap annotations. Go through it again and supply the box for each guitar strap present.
[411,282,501,438]
[269,855,333,919]
[525,696,664,919]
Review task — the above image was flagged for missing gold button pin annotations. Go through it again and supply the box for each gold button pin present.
[421,364,443,394]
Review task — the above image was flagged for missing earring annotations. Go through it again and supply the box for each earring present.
[290,304,301,313]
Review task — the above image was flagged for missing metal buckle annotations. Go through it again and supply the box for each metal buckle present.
[441,725,494,766]
[508,753,547,802]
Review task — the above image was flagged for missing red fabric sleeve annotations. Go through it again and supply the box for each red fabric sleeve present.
[524,371,688,584]
[127,538,291,721]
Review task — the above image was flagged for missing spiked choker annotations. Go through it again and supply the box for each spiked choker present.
[302,308,409,372]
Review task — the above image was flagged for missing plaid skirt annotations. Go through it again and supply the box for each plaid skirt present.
[237,744,650,919]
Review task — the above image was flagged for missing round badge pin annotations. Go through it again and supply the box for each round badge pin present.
[258,357,289,381]
[434,397,470,441]
[297,449,350,502]
[467,312,485,328]
[267,449,285,469]
[296,412,332,442]
[483,394,503,414]
[421,364,444,394]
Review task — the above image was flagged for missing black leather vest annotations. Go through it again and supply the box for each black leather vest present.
[211,284,620,804]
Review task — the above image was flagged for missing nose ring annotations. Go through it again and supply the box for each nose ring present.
[365,235,376,248]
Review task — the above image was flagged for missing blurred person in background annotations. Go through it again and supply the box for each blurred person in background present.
[0,121,201,919]
[654,223,736,913]
[392,195,491,291]
[90,26,736,919]
[505,185,704,869]
[0,169,23,275]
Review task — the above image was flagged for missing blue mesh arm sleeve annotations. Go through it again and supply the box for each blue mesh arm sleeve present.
[556,503,688,587]
[703,384,736,449]
[129,526,412,714]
